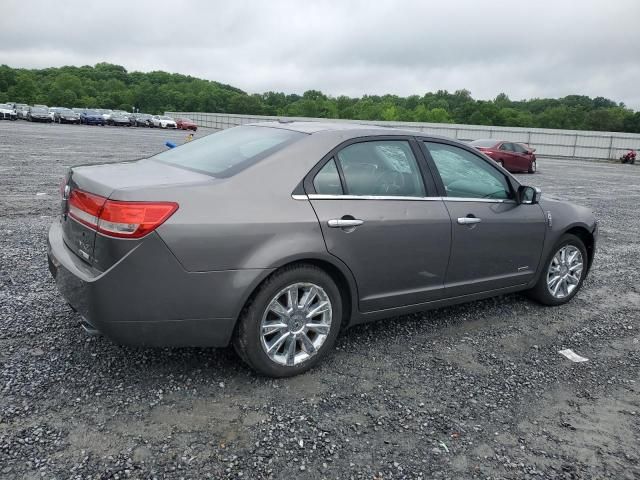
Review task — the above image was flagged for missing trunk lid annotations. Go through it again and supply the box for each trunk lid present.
[61,158,212,269]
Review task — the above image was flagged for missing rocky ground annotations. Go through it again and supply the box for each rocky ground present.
[0,121,638,479]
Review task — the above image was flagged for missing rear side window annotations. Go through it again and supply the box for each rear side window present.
[513,143,527,153]
[335,141,426,197]
[313,159,343,195]
[153,126,306,177]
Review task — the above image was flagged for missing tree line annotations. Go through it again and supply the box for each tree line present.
[1,62,639,133]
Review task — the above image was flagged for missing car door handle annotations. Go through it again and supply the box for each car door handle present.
[328,219,364,228]
[457,217,481,225]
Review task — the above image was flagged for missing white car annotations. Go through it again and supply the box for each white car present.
[151,115,177,128]
[48,107,63,122]
[17,106,30,120]
[0,103,17,120]
[97,109,113,122]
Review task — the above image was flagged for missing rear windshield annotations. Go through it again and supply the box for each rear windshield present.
[470,139,497,147]
[153,125,306,177]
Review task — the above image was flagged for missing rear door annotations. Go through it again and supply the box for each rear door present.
[497,142,517,169]
[421,140,546,297]
[307,138,452,312]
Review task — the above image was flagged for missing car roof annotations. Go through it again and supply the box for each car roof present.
[247,120,451,139]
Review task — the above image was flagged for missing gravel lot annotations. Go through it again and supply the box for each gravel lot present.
[1,121,639,479]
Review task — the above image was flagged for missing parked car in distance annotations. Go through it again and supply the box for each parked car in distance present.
[176,117,197,131]
[151,115,177,128]
[0,103,18,120]
[80,110,106,126]
[48,122,597,377]
[16,106,30,120]
[27,106,52,123]
[132,113,153,127]
[108,111,132,126]
[95,109,113,123]
[470,139,537,173]
[54,108,81,124]
[48,107,63,122]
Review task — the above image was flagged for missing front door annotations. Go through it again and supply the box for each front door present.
[308,139,452,312]
[422,141,546,297]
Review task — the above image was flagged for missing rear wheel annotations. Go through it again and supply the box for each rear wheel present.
[497,160,504,168]
[527,234,587,306]
[234,265,342,377]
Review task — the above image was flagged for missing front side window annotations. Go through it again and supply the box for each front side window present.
[499,143,513,151]
[334,140,426,197]
[424,142,512,200]
[153,125,305,177]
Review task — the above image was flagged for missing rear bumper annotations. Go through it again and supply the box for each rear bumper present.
[47,221,271,347]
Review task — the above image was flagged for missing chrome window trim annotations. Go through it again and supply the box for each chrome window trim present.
[300,194,516,204]
[307,194,442,202]
[443,196,516,204]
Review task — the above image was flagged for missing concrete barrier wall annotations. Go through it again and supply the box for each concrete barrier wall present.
[166,112,640,161]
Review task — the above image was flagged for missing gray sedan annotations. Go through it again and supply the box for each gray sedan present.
[47,122,597,376]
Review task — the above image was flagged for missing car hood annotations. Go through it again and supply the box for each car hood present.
[538,196,596,231]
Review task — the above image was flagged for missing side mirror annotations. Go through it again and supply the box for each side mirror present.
[519,185,541,204]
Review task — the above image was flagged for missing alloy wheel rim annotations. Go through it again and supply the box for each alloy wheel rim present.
[546,245,583,299]
[260,282,332,366]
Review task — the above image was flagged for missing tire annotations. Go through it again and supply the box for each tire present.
[528,160,537,173]
[233,264,343,377]
[527,233,588,306]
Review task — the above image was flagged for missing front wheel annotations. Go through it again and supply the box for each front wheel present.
[527,234,588,306]
[234,265,342,377]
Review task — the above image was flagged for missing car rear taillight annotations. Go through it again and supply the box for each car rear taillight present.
[68,189,178,239]
[68,190,105,229]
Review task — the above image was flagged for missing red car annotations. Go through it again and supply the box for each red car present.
[470,139,537,173]
[176,118,198,131]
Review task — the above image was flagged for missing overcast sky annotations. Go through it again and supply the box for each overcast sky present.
[2,0,639,109]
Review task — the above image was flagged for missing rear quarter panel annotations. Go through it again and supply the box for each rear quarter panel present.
[132,132,353,272]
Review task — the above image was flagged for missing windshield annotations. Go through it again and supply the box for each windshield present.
[159,116,173,120]
[0,104,12,109]
[31,108,47,113]
[153,125,306,177]
[84,110,99,115]
[470,139,498,147]
[180,118,193,122]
